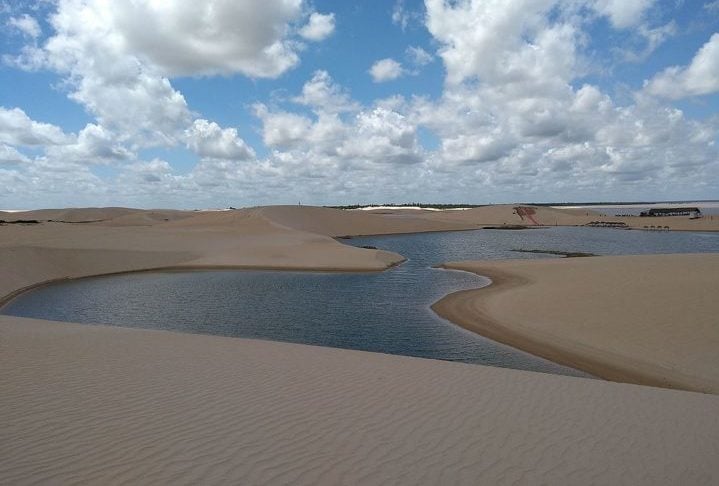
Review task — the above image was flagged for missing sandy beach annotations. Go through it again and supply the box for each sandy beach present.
[2,205,719,484]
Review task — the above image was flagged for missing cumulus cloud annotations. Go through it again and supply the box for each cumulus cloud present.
[299,12,335,41]
[339,107,422,165]
[591,0,656,29]
[254,105,313,149]
[409,0,718,197]
[4,0,327,148]
[44,0,306,78]
[2,0,718,207]
[0,107,71,146]
[369,58,404,82]
[258,72,424,169]
[293,70,359,113]
[425,0,579,87]
[645,33,719,99]
[0,144,29,164]
[7,14,41,38]
[185,120,255,160]
[45,124,133,164]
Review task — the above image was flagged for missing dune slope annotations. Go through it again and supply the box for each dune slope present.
[434,254,719,393]
[1,316,718,485]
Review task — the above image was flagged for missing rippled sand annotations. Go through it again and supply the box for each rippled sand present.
[2,205,719,484]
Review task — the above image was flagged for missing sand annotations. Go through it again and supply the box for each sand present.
[2,316,719,485]
[434,254,719,393]
[2,205,719,484]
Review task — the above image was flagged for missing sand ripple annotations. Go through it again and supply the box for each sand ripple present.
[2,316,718,485]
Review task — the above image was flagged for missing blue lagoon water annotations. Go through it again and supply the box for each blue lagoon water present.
[4,227,719,376]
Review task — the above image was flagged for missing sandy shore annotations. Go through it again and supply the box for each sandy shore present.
[2,316,718,484]
[2,205,719,483]
[434,254,719,393]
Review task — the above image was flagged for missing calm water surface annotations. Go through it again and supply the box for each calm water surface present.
[5,227,719,377]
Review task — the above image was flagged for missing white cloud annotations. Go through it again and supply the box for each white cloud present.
[645,33,719,99]
[45,123,133,164]
[369,58,404,82]
[391,0,422,31]
[185,119,255,160]
[7,14,41,38]
[0,144,29,164]
[299,12,335,41]
[258,73,424,169]
[425,0,578,87]
[124,159,174,184]
[19,1,194,147]
[406,46,433,66]
[339,107,422,165]
[44,0,306,78]
[392,0,410,30]
[591,0,656,29]
[4,0,323,149]
[2,0,718,207]
[293,70,359,113]
[0,107,72,146]
[625,22,677,62]
[254,105,313,149]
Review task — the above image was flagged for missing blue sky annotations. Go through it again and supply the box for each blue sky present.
[0,0,718,209]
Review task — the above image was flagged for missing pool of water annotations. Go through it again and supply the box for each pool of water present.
[4,227,719,377]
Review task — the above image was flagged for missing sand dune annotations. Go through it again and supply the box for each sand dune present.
[1,316,718,485]
[97,209,196,226]
[3,203,717,231]
[359,204,719,231]
[434,254,719,393]
[0,207,139,222]
[0,208,411,302]
[259,205,478,236]
[2,205,719,483]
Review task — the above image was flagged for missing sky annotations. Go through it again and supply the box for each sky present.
[0,0,718,209]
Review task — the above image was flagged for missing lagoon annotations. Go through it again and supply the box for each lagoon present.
[4,227,719,377]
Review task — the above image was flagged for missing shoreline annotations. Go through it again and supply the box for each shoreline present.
[0,259,407,310]
[431,257,719,394]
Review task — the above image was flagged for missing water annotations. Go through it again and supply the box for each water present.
[4,227,719,377]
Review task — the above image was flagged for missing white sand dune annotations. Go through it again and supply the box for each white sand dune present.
[0,207,139,222]
[2,204,719,484]
[2,316,718,485]
[435,254,719,393]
